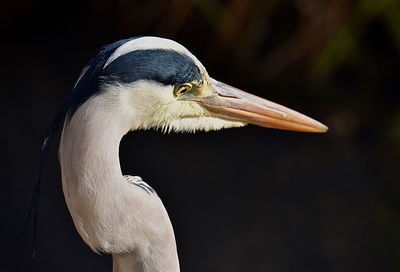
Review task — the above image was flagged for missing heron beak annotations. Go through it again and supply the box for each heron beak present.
[186,78,328,133]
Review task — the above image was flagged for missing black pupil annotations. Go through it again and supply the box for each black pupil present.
[179,87,187,94]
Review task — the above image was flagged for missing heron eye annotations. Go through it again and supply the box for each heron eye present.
[175,84,192,97]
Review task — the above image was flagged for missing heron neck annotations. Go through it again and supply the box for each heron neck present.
[58,93,134,249]
[59,100,130,198]
[59,94,180,272]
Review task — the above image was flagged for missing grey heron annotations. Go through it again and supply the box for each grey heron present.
[29,36,327,272]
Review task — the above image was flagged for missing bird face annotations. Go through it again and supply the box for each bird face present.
[121,79,248,133]
[175,78,328,133]
[123,74,327,134]
[69,36,327,134]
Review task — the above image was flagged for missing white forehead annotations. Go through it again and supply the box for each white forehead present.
[104,36,206,75]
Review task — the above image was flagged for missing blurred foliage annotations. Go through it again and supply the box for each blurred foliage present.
[316,0,400,78]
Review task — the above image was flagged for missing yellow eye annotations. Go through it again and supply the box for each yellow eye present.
[175,83,192,96]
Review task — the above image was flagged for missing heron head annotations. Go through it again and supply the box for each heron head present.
[71,36,328,134]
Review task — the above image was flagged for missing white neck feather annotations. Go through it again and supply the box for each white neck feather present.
[59,90,179,272]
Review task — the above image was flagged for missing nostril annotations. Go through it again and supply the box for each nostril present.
[217,93,240,99]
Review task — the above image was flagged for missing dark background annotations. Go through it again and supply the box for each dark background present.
[1,0,399,271]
